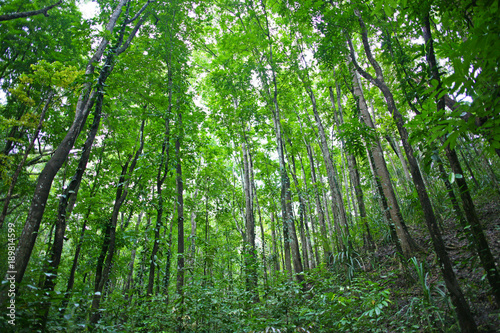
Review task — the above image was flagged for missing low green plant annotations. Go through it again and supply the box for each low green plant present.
[396,257,453,332]
[331,235,364,283]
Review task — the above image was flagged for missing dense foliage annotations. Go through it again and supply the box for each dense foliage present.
[1,0,499,332]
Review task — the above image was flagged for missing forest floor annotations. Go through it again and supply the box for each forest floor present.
[370,192,500,332]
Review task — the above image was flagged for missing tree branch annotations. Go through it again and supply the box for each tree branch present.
[0,1,63,22]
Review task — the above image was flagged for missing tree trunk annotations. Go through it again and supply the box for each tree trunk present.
[58,145,106,316]
[285,140,310,271]
[124,212,143,300]
[304,141,331,264]
[350,13,477,331]
[421,13,500,307]
[90,120,145,325]
[242,141,258,298]
[38,89,105,328]
[175,112,185,296]
[270,211,280,273]
[0,91,53,228]
[253,181,268,289]
[298,154,317,269]
[347,53,419,257]
[251,0,303,282]
[306,86,350,246]
[330,85,375,251]
[0,0,142,306]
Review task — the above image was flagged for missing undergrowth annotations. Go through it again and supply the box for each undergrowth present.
[39,263,458,333]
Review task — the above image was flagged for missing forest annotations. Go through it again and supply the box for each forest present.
[0,0,499,332]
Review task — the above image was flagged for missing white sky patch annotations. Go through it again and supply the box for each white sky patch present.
[78,0,100,20]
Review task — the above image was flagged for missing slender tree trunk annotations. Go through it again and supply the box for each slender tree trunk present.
[322,188,338,252]
[285,140,310,271]
[458,148,480,188]
[163,217,174,299]
[298,154,317,269]
[252,0,303,282]
[0,0,147,306]
[347,54,418,257]
[246,147,267,289]
[330,85,374,251]
[90,120,144,325]
[242,141,258,298]
[135,215,152,300]
[58,148,106,316]
[175,112,185,296]
[306,199,321,267]
[305,142,331,264]
[421,14,500,307]
[0,91,53,228]
[38,90,105,328]
[188,187,199,274]
[253,182,268,289]
[270,211,280,273]
[305,86,349,245]
[148,111,171,296]
[350,13,477,331]
[124,212,143,300]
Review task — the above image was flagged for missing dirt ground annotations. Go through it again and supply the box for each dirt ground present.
[373,194,500,332]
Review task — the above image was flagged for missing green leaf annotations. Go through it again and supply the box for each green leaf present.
[449,172,455,184]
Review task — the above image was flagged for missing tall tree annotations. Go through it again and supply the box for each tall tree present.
[1,0,152,306]
[348,9,477,332]
[420,10,500,307]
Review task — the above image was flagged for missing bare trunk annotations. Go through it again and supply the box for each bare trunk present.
[350,13,477,331]
[39,89,105,327]
[124,212,143,300]
[0,91,53,228]
[347,53,418,257]
[242,141,258,297]
[90,120,144,325]
[421,14,500,308]
[148,56,173,296]
[175,112,185,297]
[285,141,310,271]
[330,86,374,251]
[306,87,349,245]
[270,211,280,273]
[305,143,331,263]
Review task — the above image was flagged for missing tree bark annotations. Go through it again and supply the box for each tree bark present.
[305,144,332,263]
[38,88,105,328]
[90,120,145,325]
[0,0,131,306]
[346,50,419,257]
[251,0,303,283]
[242,141,258,298]
[175,112,185,296]
[0,91,53,228]
[305,85,350,246]
[350,12,477,331]
[124,212,143,300]
[0,1,62,22]
[285,139,310,271]
[148,105,172,296]
[422,13,500,307]
[58,140,106,315]
[330,85,375,251]
[297,154,316,269]
[270,210,280,273]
